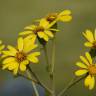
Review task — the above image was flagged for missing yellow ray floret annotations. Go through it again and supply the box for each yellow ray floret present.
[75,52,96,90]
[2,37,40,75]
[83,29,96,48]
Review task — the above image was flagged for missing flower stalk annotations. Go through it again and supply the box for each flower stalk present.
[57,75,87,96]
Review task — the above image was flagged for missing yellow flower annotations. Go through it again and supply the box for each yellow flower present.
[75,52,96,90]
[19,19,58,42]
[45,10,72,23]
[0,40,5,54]
[2,37,40,75]
[83,29,96,48]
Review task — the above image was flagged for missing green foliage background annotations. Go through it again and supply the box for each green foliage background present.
[0,0,96,96]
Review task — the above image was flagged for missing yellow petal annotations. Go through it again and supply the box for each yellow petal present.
[59,16,72,22]
[3,57,16,64]
[21,60,29,65]
[19,31,32,36]
[24,25,36,30]
[95,29,96,40]
[18,37,23,51]
[75,70,88,76]
[84,75,91,87]
[13,63,19,75]
[2,51,16,57]
[83,30,94,42]
[59,10,72,16]
[76,62,87,69]
[27,52,40,63]
[80,56,89,65]
[45,31,54,38]
[39,19,49,28]
[85,52,92,64]
[89,76,95,90]
[2,64,10,69]
[38,32,49,41]
[7,45,17,55]
[20,63,26,71]
[8,63,17,70]
[0,45,5,51]
[84,42,93,47]
[23,35,37,53]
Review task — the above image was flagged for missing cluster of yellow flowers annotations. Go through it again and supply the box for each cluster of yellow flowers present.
[75,29,96,90]
[0,10,72,75]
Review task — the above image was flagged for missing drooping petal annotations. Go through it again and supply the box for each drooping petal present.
[75,69,88,76]
[89,76,95,90]
[45,31,54,38]
[85,52,92,64]
[84,75,91,87]
[80,56,89,65]
[38,32,49,41]
[13,63,19,75]
[18,37,23,51]
[20,63,26,72]
[76,62,87,69]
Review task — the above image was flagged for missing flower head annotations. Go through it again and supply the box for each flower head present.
[2,37,40,75]
[19,19,58,42]
[83,29,96,48]
[45,10,72,23]
[75,52,96,90]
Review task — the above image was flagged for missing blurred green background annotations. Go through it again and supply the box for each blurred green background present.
[0,0,96,96]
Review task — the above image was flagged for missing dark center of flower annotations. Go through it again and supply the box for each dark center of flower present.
[89,65,96,75]
[16,51,26,62]
[34,26,44,34]
[46,13,58,23]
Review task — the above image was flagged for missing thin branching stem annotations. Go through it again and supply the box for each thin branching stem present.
[27,66,52,94]
[57,75,87,96]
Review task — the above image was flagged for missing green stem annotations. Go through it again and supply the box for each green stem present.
[26,69,39,96]
[43,45,51,72]
[50,37,56,96]
[57,75,87,96]
[27,66,52,94]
